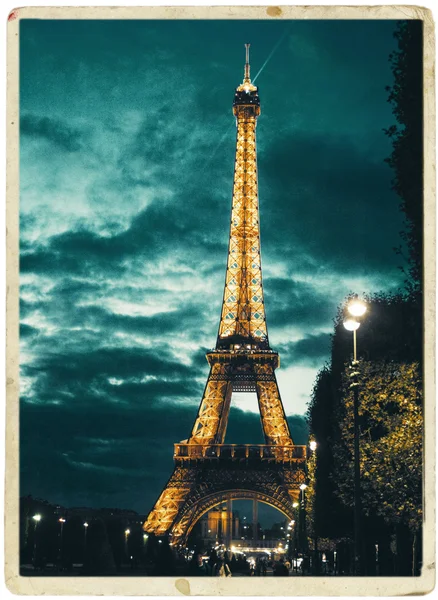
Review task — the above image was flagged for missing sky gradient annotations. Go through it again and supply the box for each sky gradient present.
[20,19,405,516]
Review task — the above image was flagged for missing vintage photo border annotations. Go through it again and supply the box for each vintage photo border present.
[5,4,436,596]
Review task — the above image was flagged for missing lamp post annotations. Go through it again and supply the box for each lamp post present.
[292,501,299,565]
[32,514,41,566]
[58,518,66,564]
[343,299,367,575]
[287,520,294,563]
[83,522,89,563]
[125,529,130,561]
[308,440,319,574]
[299,484,308,558]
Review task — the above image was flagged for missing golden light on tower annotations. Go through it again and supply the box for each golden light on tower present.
[142,45,307,546]
[218,43,264,344]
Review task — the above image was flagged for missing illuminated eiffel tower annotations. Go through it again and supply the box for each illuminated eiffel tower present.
[143,45,307,547]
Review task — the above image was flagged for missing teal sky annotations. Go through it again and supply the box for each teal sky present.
[20,19,405,514]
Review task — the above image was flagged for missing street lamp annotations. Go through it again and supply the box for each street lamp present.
[343,298,367,575]
[298,484,308,558]
[125,528,130,560]
[83,522,89,562]
[58,518,66,564]
[309,440,317,452]
[348,300,367,318]
[32,514,41,565]
[343,319,360,360]
[344,299,367,362]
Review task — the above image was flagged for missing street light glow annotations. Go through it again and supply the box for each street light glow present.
[300,483,307,491]
[292,502,299,508]
[309,440,317,451]
[32,514,41,522]
[125,529,130,535]
[83,522,89,528]
[58,517,66,523]
[343,318,360,332]
[348,300,367,317]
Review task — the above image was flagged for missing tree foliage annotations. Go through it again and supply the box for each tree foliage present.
[384,20,423,295]
[333,360,422,532]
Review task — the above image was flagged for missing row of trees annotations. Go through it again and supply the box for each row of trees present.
[20,495,149,574]
[306,20,423,576]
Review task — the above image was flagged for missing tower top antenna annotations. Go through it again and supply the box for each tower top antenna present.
[244,43,251,82]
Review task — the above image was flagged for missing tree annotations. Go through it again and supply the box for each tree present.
[83,518,117,575]
[306,367,352,542]
[334,361,422,525]
[308,293,423,575]
[384,20,423,296]
[333,360,422,574]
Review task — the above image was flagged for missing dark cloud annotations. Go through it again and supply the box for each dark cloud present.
[265,277,336,330]
[20,113,83,152]
[260,130,403,272]
[20,195,227,278]
[277,333,332,368]
[19,323,39,338]
[22,345,199,404]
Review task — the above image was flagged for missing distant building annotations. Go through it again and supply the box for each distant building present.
[199,506,240,545]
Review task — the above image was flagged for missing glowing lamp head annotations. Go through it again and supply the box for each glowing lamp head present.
[309,440,317,451]
[59,517,66,523]
[300,483,308,491]
[348,300,367,318]
[83,522,89,528]
[125,529,130,535]
[343,319,360,332]
[292,502,299,508]
[32,514,41,522]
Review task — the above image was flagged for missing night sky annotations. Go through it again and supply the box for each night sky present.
[20,19,405,518]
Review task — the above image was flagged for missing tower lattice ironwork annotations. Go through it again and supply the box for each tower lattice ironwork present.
[143,45,307,547]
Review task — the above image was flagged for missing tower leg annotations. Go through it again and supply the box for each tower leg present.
[255,364,293,446]
[143,466,195,537]
[189,365,233,444]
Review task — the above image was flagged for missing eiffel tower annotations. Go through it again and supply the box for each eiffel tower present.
[143,45,307,548]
